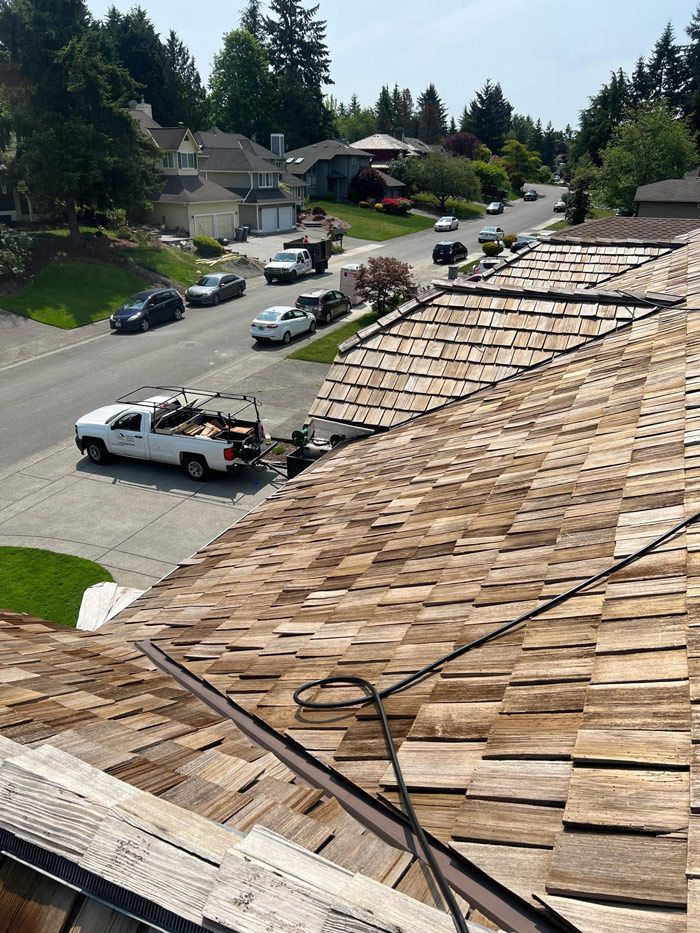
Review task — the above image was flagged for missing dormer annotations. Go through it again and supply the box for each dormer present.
[148,126,202,176]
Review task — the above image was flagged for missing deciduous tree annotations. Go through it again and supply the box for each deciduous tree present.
[500,139,543,191]
[408,152,481,211]
[443,131,482,158]
[355,256,414,316]
[597,103,697,211]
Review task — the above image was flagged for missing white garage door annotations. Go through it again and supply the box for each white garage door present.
[193,215,215,238]
[260,208,277,233]
[278,206,295,231]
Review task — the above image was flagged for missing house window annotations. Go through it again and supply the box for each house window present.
[258,172,274,188]
[178,151,197,170]
[307,173,317,190]
[161,152,175,169]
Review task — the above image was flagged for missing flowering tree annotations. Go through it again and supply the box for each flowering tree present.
[355,256,414,316]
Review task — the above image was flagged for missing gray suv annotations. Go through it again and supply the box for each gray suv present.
[296,289,351,325]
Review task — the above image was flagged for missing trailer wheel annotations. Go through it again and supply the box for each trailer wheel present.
[86,438,109,465]
[183,455,208,482]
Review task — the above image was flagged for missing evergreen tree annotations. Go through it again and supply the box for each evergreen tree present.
[630,56,652,106]
[461,79,512,153]
[416,82,447,143]
[686,5,700,133]
[101,6,172,124]
[531,118,544,159]
[509,113,535,147]
[375,84,394,134]
[448,115,457,135]
[574,70,629,164]
[648,22,687,112]
[399,88,415,135]
[240,0,264,42]
[332,94,376,142]
[264,0,334,149]
[164,31,208,130]
[210,29,276,140]
[542,121,557,167]
[4,0,159,246]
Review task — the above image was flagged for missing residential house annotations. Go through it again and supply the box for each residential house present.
[0,172,37,225]
[635,170,700,218]
[130,102,242,239]
[374,169,408,199]
[196,128,302,234]
[284,139,372,200]
[350,133,424,169]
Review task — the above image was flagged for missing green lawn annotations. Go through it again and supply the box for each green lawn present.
[309,201,434,241]
[0,259,148,328]
[0,546,113,627]
[115,243,204,287]
[288,311,378,363]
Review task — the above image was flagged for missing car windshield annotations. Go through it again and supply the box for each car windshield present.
[272,252,296,262]
[488,203,500,207]
[121,297,147,311]
[256,310,282,321]
[438,217,452,222]
[196,276,221,286]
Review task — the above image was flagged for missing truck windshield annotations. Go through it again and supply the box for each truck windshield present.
[272,252,297,262]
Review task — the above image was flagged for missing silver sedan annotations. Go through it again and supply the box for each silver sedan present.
[434,216,459,231]
[251,306,316,344]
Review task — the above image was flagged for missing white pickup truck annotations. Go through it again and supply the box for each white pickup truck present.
[263,236,332,284]
[75,387,268,481]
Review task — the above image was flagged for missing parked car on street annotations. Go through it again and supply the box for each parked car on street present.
[110,289,184,333]
[251,306,316,344]
[434,216,459,231]
[510,234,539,252]
[75,386,267,481]
[477,226,504,244]
[185,273,246,306]
[523,189,538,201]
[432,241,468,264]
[553,197,567,213]
[486,201,504,214]
[296,288,351,324]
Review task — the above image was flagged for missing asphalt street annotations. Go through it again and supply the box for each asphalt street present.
[0,185,560,474]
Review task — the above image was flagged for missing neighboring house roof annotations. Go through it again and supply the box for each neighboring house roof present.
[230,187,295,205]
[309,281,674,430]
[284,139,373,174]
[375,169,408,189]
[199,145,277,175]
[281,172,307,188]
[351,133,417,154]
[484,237,676,290]
[196,127,278,162]
[635,176,700,203]
[403,136,434,155]
[156,174,242,204]
[148,126,189,151]
[554,215,700,241]
[130,107,161,131]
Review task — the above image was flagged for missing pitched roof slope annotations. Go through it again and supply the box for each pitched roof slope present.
[485,237,675,290]
[102,302,700,928]
[284,139,372,172]
[553,215,700,241]
[308,280,668,430]
[636,175,700,203]
[602,233,700,300]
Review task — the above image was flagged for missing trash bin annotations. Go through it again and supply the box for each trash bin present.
[241,226,249,242]
[234,227,243,242]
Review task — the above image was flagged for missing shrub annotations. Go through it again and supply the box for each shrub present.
[380,197,411,215]
[374,202,384,211]
[311,206,327,217]
[0,225,32,277]
[358,201,369,209]
[192,234,224,257]
[503,233,517,248]
[482,241,504,257]
[350,167,386,203]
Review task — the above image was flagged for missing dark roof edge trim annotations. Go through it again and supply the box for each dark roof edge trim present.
[136,640,560,933]
[0,831,205,933]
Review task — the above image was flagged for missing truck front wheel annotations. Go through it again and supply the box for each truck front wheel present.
[183,455,209,482]
[85,438,109,465]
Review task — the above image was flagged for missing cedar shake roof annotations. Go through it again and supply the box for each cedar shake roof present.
[98,299,700,929]
[308,281,675,431]
[484,238,676,290]
[554,215,700,241]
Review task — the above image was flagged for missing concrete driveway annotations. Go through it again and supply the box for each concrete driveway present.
[0,439,286,589]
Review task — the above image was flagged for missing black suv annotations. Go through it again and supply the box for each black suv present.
[110,289,185,333]
[296,288,351,324]
[432,241,468,264]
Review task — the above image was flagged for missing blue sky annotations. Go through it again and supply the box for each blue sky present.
[91,0,700,129]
